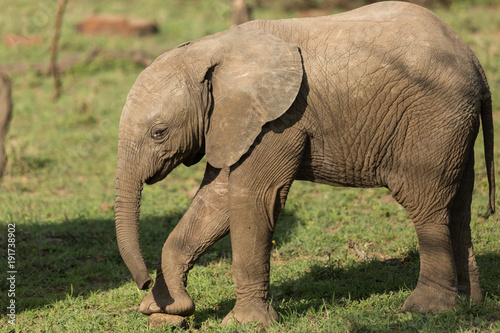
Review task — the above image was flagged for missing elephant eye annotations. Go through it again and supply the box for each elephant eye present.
[152,128,168,140]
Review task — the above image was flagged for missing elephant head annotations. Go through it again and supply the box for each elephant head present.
[115,26,304,290]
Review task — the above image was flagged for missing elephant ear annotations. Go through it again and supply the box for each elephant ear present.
[197,26,304,169]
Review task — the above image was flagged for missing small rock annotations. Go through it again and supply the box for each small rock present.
[99,203,114,212]
[148,313,187,329]
[3,34,43,47]
[75,14,158,37]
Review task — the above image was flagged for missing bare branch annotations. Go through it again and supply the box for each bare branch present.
[347,239,369,261]
[50,0,68,102]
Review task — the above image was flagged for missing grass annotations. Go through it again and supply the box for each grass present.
[1,0,500,332]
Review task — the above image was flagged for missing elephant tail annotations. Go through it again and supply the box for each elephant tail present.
[475,57,495,216]
[481,95,495,215]
[481,93,495,216]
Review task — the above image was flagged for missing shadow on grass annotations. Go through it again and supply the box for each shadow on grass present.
[1,213,184,314]
[193,211,500,328]
[5,209,499,331]
[264,252,500,332]
[192,249,500,330]
[191,249,421,327]
[272,249,419,307]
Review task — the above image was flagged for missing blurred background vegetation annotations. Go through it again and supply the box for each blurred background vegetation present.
[1,0,499,331]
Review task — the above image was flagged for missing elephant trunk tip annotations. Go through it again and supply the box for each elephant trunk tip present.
[134,271,154,290]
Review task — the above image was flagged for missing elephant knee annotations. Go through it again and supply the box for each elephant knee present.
[229,181,292,233]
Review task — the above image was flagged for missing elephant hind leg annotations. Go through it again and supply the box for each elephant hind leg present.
[449,153,483,303]
[400,209,458,313]
[387,118,482,313]
[140,165,230,316]
[390,176,460,313]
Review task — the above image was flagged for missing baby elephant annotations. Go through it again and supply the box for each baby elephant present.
[115,1,495,326]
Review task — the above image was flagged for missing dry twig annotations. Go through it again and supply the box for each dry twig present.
[347,238,369,261]
[49,0,67,102]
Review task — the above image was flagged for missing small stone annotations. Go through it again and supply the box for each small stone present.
[75,15,158,37]
[3,34,43,48]
[98,203,113,212]
[148,313,187,329]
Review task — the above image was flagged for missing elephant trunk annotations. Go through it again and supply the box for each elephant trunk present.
[115,155,153,290]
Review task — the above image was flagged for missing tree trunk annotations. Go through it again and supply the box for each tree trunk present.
[232,0,252,25]
[0,72,12,179]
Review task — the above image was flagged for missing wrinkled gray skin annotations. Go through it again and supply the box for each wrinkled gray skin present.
[115,2,495,326]
[0,72,12,179]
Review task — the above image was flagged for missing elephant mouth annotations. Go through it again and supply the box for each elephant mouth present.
[144,157,174,185]
[145,172,165,185]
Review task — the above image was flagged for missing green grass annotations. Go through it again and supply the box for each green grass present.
[1,0,500,332]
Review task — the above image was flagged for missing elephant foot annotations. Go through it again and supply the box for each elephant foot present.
[222,300,278,326]
[139,283,195,317]
[401,283,457,313]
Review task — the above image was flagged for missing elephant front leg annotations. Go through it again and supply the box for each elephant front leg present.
[222,190,281,326]
[140,166,230,316]
[222,128,305,326]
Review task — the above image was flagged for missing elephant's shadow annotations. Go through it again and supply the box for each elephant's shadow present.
[13,210,500,330]
[194,242,500,331]
[8,213,181,314]
[193,212,500,330]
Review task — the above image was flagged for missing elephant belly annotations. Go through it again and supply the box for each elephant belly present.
[296,133,389,189]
